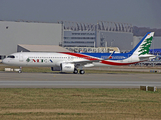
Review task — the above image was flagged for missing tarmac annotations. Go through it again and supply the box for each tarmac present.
[0,72,161,88]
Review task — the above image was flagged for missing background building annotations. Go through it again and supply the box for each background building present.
[63,31,95,47]
[0,21,62,57]
[60,21,133,52]
[17,44,69,53]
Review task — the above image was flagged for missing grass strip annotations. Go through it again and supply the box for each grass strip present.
[0,88,161,120]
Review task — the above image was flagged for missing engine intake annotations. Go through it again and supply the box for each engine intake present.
[60,63,75,72]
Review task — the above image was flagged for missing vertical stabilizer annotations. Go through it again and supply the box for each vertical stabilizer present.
[130,32,154,56]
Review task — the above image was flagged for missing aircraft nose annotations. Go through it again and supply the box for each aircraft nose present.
[2,58,8,64]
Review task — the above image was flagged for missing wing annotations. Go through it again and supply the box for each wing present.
[70,51,115,67]
[60,51,115,67]
[72,59,100,64]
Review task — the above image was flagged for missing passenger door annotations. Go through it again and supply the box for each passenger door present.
[19,53,23,62]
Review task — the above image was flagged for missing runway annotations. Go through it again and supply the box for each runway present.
[0,72,161,88]
[0,81,161,88]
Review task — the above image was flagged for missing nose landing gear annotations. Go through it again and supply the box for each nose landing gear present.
[19,66,22,73]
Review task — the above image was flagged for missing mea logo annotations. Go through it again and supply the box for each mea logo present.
[26,58,30,62]
[138,36,153,56]
[26,58,53,63]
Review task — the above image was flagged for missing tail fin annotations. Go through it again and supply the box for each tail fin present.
[129,32,154,56]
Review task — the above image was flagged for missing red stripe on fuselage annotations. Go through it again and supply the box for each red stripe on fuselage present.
[60,52,145,66]
[101,60,141,66]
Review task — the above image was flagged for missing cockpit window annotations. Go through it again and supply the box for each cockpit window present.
[7,55,15,58]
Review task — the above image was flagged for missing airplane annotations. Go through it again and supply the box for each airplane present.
[2,32,155,74]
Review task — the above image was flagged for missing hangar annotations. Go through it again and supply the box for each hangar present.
[17,44,69,53]
[61,21,133,52]
[0,21,62,59]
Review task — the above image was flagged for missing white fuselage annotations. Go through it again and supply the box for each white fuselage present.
[2,52,145,67]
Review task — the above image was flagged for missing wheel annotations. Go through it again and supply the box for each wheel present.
[73,69,78,74]
[80,70,85,74]
[19,66,22,73]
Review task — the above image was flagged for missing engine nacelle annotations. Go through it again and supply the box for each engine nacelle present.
[60,63,74,72]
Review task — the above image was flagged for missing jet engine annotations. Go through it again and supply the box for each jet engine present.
[60,63,75,72]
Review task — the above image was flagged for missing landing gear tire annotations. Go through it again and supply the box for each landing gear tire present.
[80,70,85,74]
[73,69,78,74]
[19,66,22,73]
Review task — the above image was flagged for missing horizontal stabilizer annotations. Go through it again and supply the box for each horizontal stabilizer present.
[139,54,156,60]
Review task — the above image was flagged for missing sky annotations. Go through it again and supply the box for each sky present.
[0,0,161,28]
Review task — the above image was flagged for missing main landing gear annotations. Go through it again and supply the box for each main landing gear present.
[80,70,85,74]
[73,68,85,74]
[73,69,78,74]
